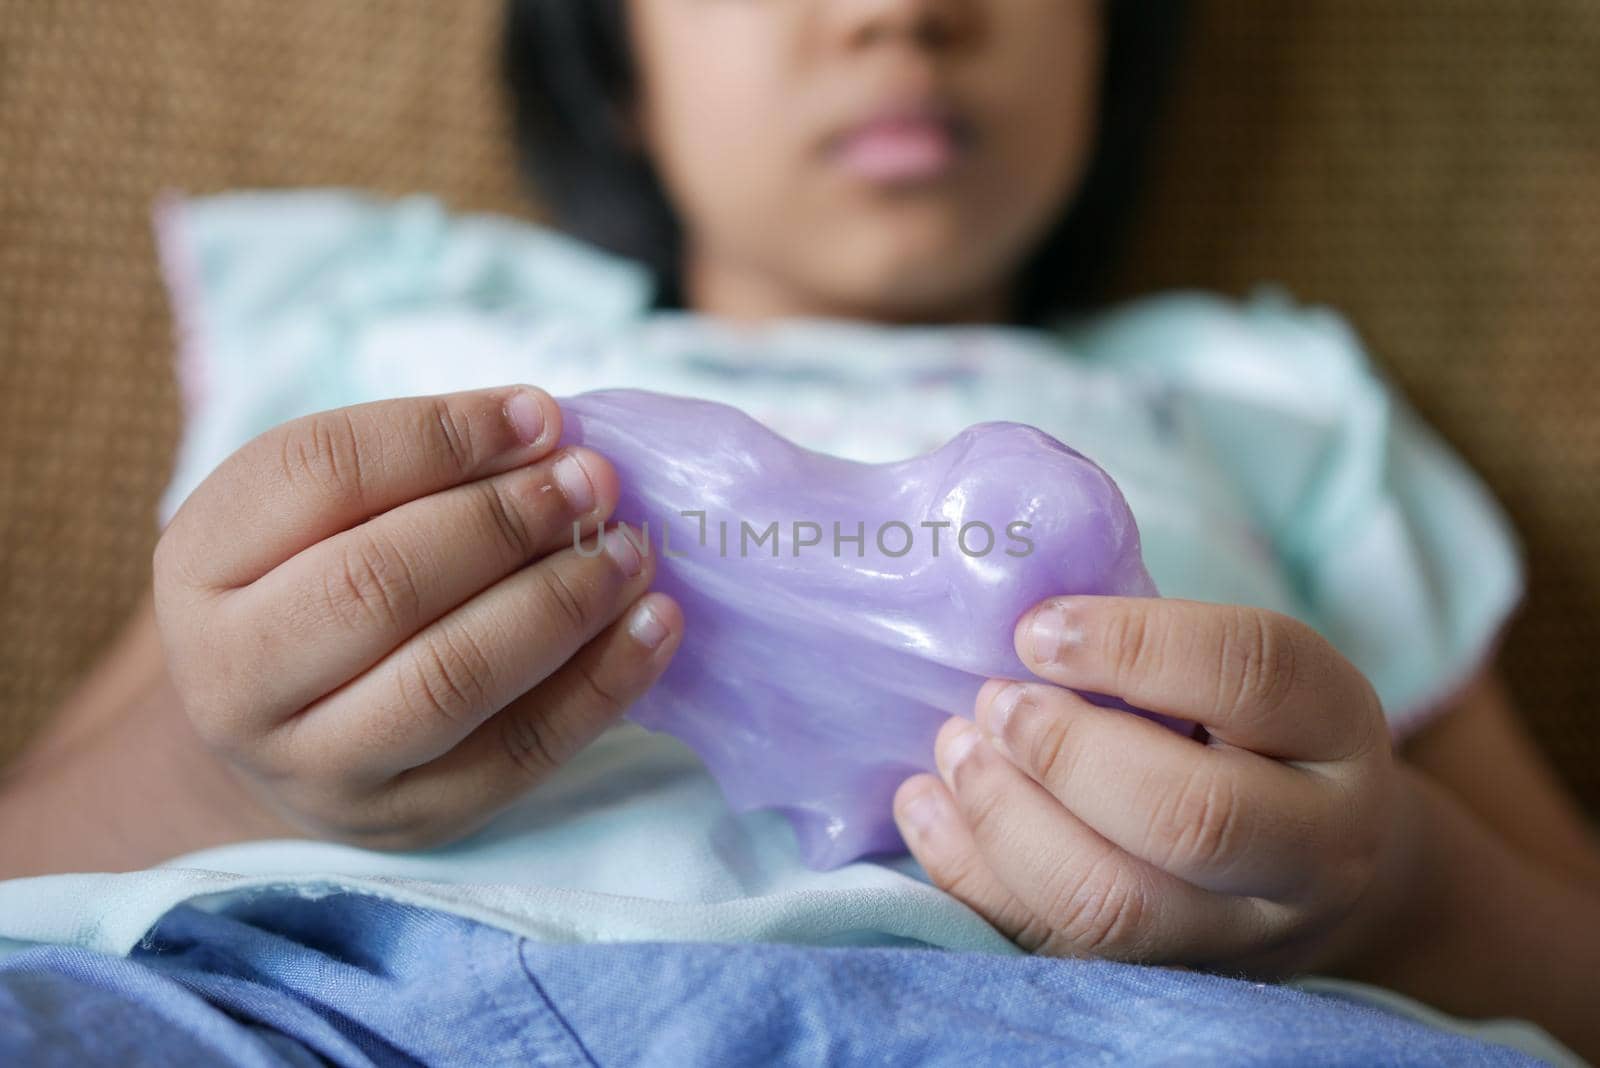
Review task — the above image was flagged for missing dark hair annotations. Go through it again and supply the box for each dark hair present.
[502,1,1189,324]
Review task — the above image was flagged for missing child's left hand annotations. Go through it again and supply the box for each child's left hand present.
[894,596,1403,977]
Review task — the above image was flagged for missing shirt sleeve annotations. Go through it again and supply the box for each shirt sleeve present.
[150,189,654,528]
[1302,386,1525,737]
[1072,290,1527,738]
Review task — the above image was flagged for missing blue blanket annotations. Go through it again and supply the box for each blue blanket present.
[0,890,1543,1067]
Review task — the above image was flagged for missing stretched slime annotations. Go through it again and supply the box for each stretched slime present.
[557,390,1175,870]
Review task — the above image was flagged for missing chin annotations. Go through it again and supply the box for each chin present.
[812,206,1022,322]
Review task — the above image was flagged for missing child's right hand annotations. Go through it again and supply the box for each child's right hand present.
[151,386,681,850]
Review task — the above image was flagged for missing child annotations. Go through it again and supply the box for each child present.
[2,1,1597,1061]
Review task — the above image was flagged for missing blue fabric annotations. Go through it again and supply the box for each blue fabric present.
[0,891,1541,1067]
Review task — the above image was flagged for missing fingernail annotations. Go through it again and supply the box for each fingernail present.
[505,388,547,446]
[628,600,670,650]
[604,525,645,578]
[553,451,595,515]
[941,718,982,777]
[900,788,947,841]
[1028,601,1083,665]
[982,683,1026,759]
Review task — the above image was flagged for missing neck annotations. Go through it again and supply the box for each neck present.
[683,249,1012,327]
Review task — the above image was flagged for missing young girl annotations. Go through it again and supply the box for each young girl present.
[2,1,1598,1062]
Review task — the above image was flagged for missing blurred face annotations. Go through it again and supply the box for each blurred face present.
[629,0,1103,324]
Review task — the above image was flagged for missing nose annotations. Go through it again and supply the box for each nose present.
[826,0,978,54]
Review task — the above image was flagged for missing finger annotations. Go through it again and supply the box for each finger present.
[273,522,656,780]
[929,714,1274,965]
[974,679,1358,900]
[221,445,617,722]
[1017,597,1386,762]
[160,386,563,591]
[386,592,684,833]
[893,774,1061,952]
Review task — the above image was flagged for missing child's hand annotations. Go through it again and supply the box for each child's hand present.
[152,386,681,849]
[893,596,1402,977]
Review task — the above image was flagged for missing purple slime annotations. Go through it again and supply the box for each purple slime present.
[557,389,1178,870]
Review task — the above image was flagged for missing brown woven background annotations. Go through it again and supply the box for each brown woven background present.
[2,2,1596,813]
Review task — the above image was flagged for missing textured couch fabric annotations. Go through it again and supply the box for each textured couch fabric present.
[1,1,1596,813]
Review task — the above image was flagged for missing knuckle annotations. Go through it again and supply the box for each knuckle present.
[1102,605,1157,682]
[1029,708,1084,788]
[537,565,596,635]
[498,710,565,781]
[1042,854,1152,958]
[478,478,539,561]
[929,851,1001,915]
[428,397,480,478]
[955,768,1010,841]
[400,624,496,726]
[281,409,367,504]
[324,536,423,633]
[1148,767,1244,875]
[571,657,626,713]
[1222,608,1298,723]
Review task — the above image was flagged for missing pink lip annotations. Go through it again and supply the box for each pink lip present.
[830,109,968,185]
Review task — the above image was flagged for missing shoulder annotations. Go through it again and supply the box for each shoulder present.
[1058,291,1526,740]
[150,190,657,528]
[155,188,655,328]
[1059,288,1381,403]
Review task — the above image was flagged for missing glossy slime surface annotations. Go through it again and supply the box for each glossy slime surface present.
[557,389,1177,870]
